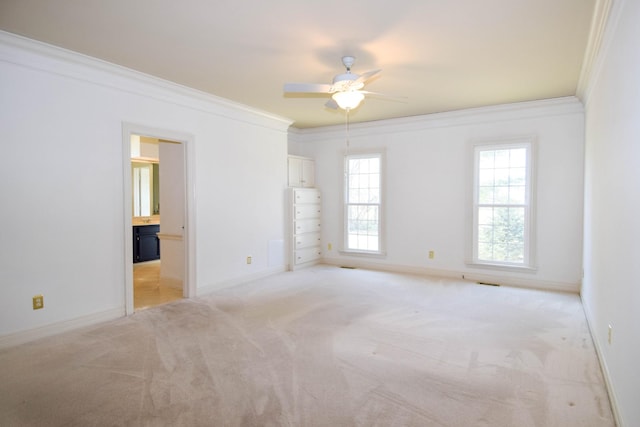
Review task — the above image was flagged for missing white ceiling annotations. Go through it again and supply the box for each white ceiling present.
[0,0,596,129]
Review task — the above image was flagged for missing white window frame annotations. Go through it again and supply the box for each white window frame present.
[469,137,536,271]
[342,151,385,256]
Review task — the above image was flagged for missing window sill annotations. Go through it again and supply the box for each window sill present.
[465,261,537,274]
[339,249,387,258]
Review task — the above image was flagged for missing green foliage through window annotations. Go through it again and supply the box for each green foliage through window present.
[346,155,381,252]
[474,144,531,265]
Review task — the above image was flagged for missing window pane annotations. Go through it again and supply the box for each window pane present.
[509,186,525,204]
[510,148,527,167]
[478,207,494,225]
[369,173,380,189]
[475,143,530,266]
[346,155,382,252]
[349,159,361,174]
[508,243,524,262]
[349,175,361,189]
[478,225,493,243]
[478,242,493,260]
[479,169,494,186]
[360,159,370,174]
[368,188,380,203]
[369,158,380,173]
[492,243,508,261]
[478,186,494,204]
[479,151,494,169]
[494,186,509,204]
[507,208,525,243]
[509,167,525,185]
[494,168,509,186]
[494,150,511,168]
[347,204,379,251]
[477,206,525,263]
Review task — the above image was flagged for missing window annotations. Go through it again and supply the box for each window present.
[472,140,534,268]
[344,153,383,253]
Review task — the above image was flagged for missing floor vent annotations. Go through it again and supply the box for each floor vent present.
[477,281,500,287]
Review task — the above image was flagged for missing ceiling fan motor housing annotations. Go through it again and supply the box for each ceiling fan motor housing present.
[342,56,356,69]
[332,73,363,92]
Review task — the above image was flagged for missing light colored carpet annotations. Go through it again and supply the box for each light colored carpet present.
[0,265,614,426]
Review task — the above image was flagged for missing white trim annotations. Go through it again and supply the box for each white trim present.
[122,123,198,315]
[196,266,287,296]
[465,261,537,274]
[581,295,624,427]
[321,258,579,293]
[122,128,134,315]
[338,249,387,258]
[294,97,584,137]
[0,307,124,349]
[0,30,292,132]
[469,136,537,270]
[576,0,615,105]
[343,151,386,255]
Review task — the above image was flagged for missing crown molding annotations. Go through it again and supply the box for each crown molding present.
[576,0,616,105]
[294,97,584,142]
[0,30,293,132]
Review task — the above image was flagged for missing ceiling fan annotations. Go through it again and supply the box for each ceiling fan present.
[283,56,385,111]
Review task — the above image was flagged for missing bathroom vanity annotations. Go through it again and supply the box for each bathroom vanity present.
[133,224,160,263]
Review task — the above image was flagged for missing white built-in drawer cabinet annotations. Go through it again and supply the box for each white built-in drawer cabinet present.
[290,188,321,269]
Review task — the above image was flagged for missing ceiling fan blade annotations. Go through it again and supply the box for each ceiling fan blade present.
[360,90,408,102]
[354,69,381,86]
[283,83,332,93]
[325,98,338,109]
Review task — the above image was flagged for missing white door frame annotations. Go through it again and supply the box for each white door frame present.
[122,122,197,315]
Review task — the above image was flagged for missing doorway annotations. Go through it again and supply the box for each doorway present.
[122,123,196,315]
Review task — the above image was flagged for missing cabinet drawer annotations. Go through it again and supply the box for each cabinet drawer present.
[294,205,321,220]
[295,219,321,234]
[134,224,160,236]
[294,189,321,204]
[295,233,321,249]
[295,247,321,265]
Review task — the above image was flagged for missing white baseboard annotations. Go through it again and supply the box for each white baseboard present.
[196,266,287,296]
[0,307,124,349]
[581,296,623,427]
[322,257,579,293]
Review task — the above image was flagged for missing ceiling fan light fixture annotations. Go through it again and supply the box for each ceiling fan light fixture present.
[332,91,364,110]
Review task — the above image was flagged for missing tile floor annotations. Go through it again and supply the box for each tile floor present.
[133,260,182,310]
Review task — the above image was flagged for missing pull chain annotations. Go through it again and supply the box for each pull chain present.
[344,108,351,184]
[345,108,350,155]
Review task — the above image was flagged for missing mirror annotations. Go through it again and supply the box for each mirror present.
[132,161,159,216]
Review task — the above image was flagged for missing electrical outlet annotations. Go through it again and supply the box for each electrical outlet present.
[428,250,435,259]
[608,324,612,344]
[33,295,44,310]
[246,256,252,264]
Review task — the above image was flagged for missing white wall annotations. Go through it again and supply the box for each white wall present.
[0,32,291,341]
[291,98,585,291]
[581,0,640,425]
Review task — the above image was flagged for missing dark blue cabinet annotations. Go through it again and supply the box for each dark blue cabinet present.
[133,225,160,263]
